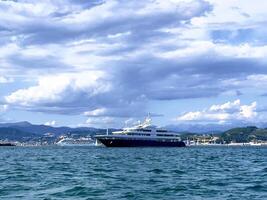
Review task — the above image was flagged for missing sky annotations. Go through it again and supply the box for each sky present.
[1,0,267,128]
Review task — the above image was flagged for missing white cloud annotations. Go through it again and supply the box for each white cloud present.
[44,120,56,126]
[85,117,115,127]
[177,111,230,122]
[0,104,8,113]
[205,0,267,25]
[159,41,267,59]
[176,99,257,124]
[0,76,13,83]
[220,74,267,96]
[5,71,110,106]
[209,99,240,112]
[240,102,257,118]
[84,108,107,117]
[1,0,267,126]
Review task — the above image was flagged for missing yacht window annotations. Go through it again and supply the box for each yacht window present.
[136,129,151,132]
[143,129,151,132]
[156,130,168,133]
[127,133,150,136]
[156,134,175,137]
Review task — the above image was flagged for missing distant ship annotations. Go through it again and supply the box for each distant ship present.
[95,116,186,147]
[56,136,94,146]
[0,142,16,146]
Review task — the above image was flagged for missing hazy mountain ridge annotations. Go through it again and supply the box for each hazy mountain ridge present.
[220,126,267,143]
[0,121,100,136]
[0,127,38,141]
[1,121,267,142]
[165,122,267,133]
[0,122,105,141]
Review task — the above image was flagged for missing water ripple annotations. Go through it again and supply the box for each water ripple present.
[0,146,267,199]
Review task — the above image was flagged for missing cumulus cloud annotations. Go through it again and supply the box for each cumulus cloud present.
[0,76,13,83]
[0,0,212,46]
[44,120,56,126]
[84,117,116,128]
[209,99,241,112]
[1,0,267,126]
[5,71,111,113]
[176,99,257,124]
[2,0,213,115]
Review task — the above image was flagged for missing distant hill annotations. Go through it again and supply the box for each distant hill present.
[0,121,107,141]
[0,121,102,136]
[179,126,267,143]
[165,122,267,134]
[220,126,267,143]
[0,121,32,128]
[0,127,38,141]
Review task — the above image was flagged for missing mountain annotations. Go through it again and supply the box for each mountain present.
[0,121,108,142]
[0,121,32,128]
[221,126,267,143]
[165,122,267,134]
[0,121,101,136]
[0,127,38,141]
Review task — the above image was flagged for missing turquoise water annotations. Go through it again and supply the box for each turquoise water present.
[0,146,267,200]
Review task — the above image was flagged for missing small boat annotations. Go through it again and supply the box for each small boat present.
[95,116,186,147]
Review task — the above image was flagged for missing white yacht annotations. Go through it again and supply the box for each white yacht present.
[56,136,94,146]
[94,117,186,147]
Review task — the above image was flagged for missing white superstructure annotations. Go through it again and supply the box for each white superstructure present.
[111,116,181,139]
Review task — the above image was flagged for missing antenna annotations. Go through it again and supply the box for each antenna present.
[144,113,152,126]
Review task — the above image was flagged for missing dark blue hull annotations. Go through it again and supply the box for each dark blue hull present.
[96,137,186,147]
[0,143,15,146]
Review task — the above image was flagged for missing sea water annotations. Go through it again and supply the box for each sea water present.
[0,146,267,200]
